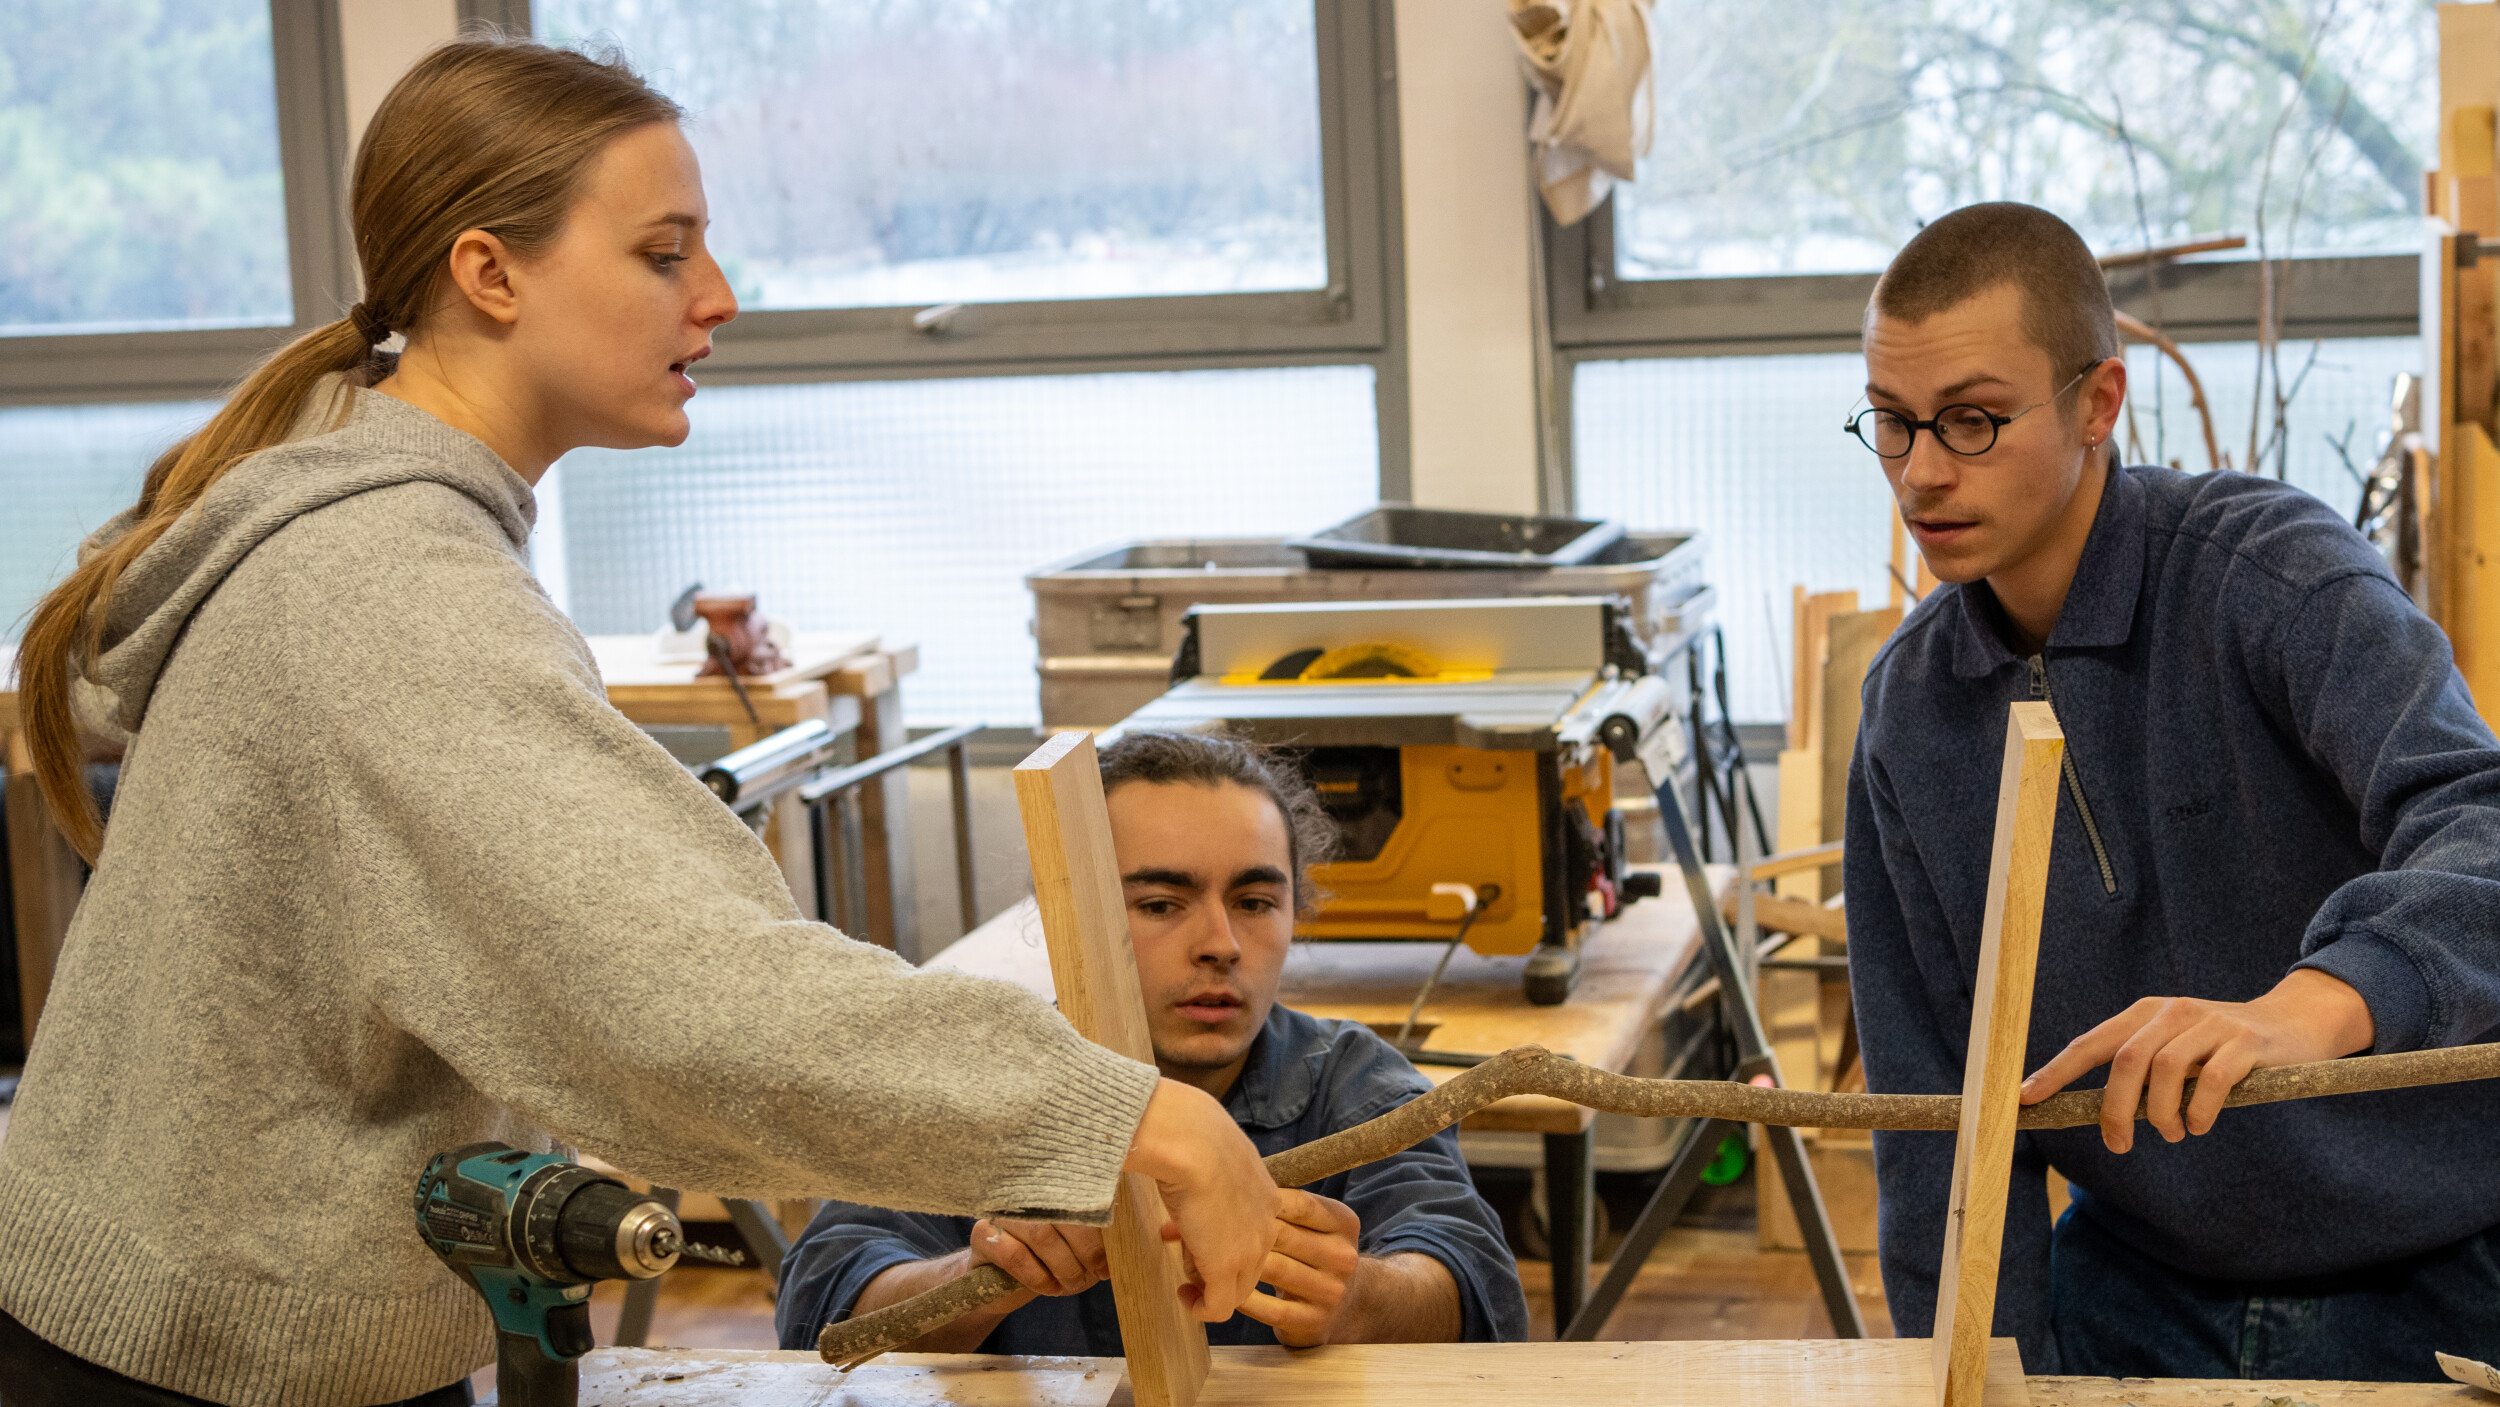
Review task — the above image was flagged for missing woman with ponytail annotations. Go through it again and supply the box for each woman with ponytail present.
[0,38,1275,1407]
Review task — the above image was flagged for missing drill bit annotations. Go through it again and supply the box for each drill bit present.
[648,1221,748,1268]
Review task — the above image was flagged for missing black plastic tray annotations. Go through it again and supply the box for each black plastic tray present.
[1286,505,1626,570]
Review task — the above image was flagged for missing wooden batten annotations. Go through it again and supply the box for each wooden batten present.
[1929,703,2063,1407]
[1011,732,1209,1407]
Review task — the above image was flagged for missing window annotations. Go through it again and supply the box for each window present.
[0,402,211,632]
[1,1,293,336]
[535,1,1328,310]
[1547,0,2431,353]
[1551,0,2433,723]
[551,366,1381,725]
[0,0,349,405]
[512,0,1402,729]
[1615,1,2433,281]
[522,0,1397,381]
[1572,337,2422,722]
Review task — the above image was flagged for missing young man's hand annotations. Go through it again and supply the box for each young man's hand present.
[1236,1189,1363,1347]
[967,1217,1109,1300]
[2019,968,2376,1153]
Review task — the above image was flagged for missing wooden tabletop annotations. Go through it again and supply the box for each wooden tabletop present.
[565,1346,2484,1406]
[585,630,883,689]
[925,863,1727,1136]
[588,630,905,738]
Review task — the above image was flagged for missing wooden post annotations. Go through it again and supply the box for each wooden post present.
[1930,702,2063,1407]
[1012,731,1209,1407]
[5,768,87,1051]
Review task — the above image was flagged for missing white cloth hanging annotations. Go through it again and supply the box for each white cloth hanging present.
[1509,0,1655,226]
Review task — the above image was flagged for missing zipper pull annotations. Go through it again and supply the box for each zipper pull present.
[2027,653,2049,700]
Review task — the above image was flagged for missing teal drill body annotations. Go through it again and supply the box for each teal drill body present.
[415,1142,709,1407]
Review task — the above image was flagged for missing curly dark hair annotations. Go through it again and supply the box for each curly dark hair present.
[1097,731,1337,916]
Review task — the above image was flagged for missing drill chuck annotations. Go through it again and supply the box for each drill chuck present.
[416,1143,696,1407]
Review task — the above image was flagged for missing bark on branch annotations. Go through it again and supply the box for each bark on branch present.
[821,1040,2500,1367]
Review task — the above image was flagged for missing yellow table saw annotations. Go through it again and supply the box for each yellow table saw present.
[1105,596,1686,1003]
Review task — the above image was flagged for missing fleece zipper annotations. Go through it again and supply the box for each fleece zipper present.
[2028,654,2119,895]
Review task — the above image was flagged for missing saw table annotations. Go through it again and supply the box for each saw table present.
[562,1347,2490,1406]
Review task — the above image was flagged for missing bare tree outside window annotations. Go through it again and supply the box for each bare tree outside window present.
[536,0,1329,310]
[1621,0,2433,278]
[0,0,292,335]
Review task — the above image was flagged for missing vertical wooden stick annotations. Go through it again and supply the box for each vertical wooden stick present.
[1931,702,2063,1407]
[1013,732,1209,1407]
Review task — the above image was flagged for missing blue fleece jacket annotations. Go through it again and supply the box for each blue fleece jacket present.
[1846,462,2500,1371]
[773,1002,1528,1352]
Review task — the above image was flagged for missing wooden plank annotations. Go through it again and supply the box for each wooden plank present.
[2450,423,2500,729]
[1789,590,1858,755]
[2429,228,2459,624]
[2442,5,2500,175]
[1192,1341,2027,1407]
[1738,893,1846,944]
[584,629,881,690]
[1746,840,1843,883]
[573,1344,2482,1407]
[5,769,85,1050]
[1773,750,1822,902]
[1930,702,2063,1407]
[1820,606,1905,871]
[1012,732,1207,1407]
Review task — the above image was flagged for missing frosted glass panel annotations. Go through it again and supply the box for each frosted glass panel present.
[556,366,1379,724]
[0,403,210,638]
[1,0,291,334]
[536,0,1326,309]
[1572,336,2421,723]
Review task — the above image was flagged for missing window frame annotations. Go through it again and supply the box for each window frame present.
[0,0,356,408]
[1542,196,2423,512]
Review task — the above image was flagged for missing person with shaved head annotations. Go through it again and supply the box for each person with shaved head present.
[1845,201,2500,1379]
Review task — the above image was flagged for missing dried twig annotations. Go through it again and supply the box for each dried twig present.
[818,1040,2500,1369]
[2114,94,2167,464]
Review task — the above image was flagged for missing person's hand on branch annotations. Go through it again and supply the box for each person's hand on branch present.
[967,1217,1107,1302]
[2019,968,2376,1154]
[1237,1189,1363,1346]
[1124,1078,1280,1321]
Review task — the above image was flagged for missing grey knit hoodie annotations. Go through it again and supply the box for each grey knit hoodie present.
[0,383,1159,1406]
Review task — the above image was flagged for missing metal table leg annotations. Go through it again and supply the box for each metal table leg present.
[1543,1127,1595,1333]
[1560,1117,1738,1341]
[723,1198,795,1298]
[1575,754,1868,1341]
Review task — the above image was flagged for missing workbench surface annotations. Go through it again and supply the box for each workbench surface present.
[565,1347,2487,1406]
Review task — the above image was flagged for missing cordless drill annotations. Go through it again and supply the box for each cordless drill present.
[414,1142,739,1407]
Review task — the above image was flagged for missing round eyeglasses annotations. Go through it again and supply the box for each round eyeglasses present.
[1843,367,2092,459]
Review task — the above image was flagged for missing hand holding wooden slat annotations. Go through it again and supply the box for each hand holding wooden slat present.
[819,1038,2500,1368]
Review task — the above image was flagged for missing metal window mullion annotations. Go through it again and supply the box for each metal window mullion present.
[270,0,358,331]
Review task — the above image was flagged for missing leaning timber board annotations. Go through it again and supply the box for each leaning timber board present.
[569,1343,2500,1407]
[1011,731,1209,1407]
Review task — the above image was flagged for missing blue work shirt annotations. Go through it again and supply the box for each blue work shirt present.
[1847,463,2500,1371]
[774,1002,1528,1352]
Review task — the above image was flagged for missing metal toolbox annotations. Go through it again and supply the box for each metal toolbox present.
[1027,530,1710,730]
